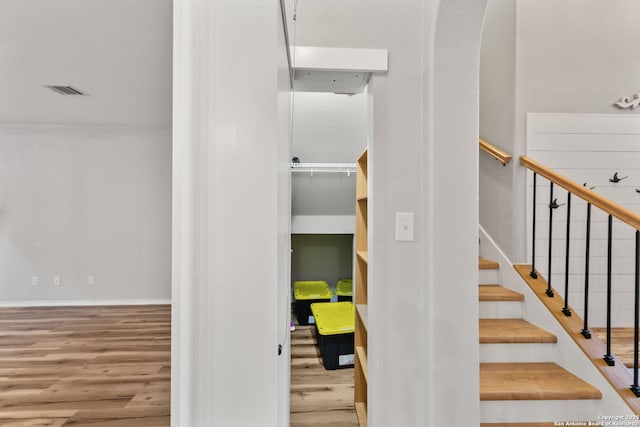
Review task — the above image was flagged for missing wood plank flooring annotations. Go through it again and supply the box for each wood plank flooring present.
[593,328,638,368]
[290,325,358,427]
[0,305,170,426]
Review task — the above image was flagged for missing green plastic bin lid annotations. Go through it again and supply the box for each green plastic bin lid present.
[335,278,353,296]
[310,302,355,335]
[293,281,333,300]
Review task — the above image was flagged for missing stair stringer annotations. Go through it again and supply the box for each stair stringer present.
[479,225,634,423]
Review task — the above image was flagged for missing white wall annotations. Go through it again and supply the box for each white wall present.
[479,0,517,259]
[479,0,640,262]
[291,92,365,227]
[428,4,487,426]
[526,113,640,327]
[517,0,640,115]
[285,2,430,424]
[292,174,355,216]
[171,0,291,425]
[0,125,171,303]
[292,92,367,163]
[291,234,353,298]
[286,1,486,425]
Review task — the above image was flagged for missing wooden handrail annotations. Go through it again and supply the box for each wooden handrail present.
[479,138,512,165]
[520,155,640,230]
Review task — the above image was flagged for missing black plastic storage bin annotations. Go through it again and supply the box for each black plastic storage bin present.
[335,278,353,302]
[293,281,333,325]
[310,302,355,370]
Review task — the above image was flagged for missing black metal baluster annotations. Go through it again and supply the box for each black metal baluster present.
[581,203,592,339]
[546,182,555,297]
[604,214,615,366]
[530,173,538,279]
[562,193,572,316]
[632,230,640,396]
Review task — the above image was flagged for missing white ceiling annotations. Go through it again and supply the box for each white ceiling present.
[0,0,172,128]
[2,0,361,220]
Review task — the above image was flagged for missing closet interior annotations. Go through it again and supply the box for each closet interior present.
[289,89,367,425]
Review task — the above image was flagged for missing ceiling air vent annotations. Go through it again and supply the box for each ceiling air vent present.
[44,85,87,95]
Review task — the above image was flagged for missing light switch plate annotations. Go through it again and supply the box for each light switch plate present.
[395,212,414,241]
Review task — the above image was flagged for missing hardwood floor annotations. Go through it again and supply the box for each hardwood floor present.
[0,305,170,426]
[290,325,358,427]
[593,327,639,368]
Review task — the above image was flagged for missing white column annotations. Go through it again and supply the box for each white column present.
[172,1,291,426]
[422,1,488,425]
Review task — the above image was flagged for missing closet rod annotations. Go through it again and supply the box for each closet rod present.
[291,162,356,175]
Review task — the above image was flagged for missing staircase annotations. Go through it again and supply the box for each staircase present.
[478,258,602,425]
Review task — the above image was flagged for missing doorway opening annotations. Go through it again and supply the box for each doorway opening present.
[289,89,368,425]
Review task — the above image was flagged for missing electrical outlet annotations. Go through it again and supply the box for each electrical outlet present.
[88,275,95,285]
[31,276,38,286]
[54,276,61,286]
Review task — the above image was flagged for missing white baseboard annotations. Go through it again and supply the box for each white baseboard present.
[0,299,171,307]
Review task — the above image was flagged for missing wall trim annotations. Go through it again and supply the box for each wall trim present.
[0,299,171,307]
[291,215,355,234]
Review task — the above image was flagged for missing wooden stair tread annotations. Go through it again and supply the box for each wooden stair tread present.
[480,319,557,344]
[480,258,500,270]
[479,285,524,301]
[514,264,640,414]
[480,362,602,401]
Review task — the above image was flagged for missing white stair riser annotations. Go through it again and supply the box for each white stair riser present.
[481,400,608,424]
[479,301,522,319]
[480,343,555,363]
[480,269,499,284]
[479,226,635,422]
